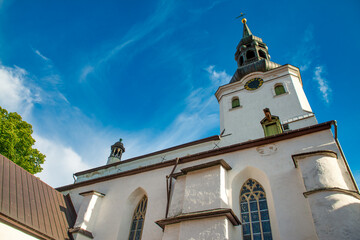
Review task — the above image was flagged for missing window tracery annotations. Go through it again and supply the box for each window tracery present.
[128,196,148,240]
[240,179,272,240]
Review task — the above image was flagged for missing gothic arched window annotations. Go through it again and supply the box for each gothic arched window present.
[240,179,273,240]
[128,196,148,240]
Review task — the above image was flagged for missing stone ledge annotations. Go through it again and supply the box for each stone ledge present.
[79,190,105,197]
[155,208,241,229]
[303,187,360,200]
[69,227,94,239]
[292,150,338,168]
[171,159,231,179]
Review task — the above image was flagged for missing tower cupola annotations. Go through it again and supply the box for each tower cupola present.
[230,18,280,83]
[107,138,125,164]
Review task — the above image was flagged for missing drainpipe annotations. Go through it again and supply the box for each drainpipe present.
[331,120,359,193]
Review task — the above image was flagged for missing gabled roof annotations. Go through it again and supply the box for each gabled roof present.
[0,154,76,240]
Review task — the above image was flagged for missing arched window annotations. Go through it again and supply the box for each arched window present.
[246,50,255,60]
[232,97,240,108]
[128,196,148,240]
[274,84,286,95]
[240,179,272,240]
[258,50,267,59]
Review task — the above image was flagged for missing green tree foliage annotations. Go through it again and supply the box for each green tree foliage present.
[0,106,45,174]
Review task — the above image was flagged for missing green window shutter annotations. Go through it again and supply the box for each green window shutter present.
[232,98,240,108]
[275,85,285,95]
[264,122,282,137]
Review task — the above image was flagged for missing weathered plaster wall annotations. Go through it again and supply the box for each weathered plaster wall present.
[182,166,228,213]
[308,192,360,240]
[64,129,357,240]
[178,217,230,240]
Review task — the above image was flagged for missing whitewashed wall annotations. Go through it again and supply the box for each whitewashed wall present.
[216,65,317,146]
[0,222,39,240]
[62,128,360,240]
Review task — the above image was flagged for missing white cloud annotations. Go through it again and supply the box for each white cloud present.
[354,170,360,187]
[0,64,41,116]
[291,25,315,71]
[34,49,49,61]
[80,65,95,82]
[122,65,229,158]
[205,65,231,86]
[313,66,331,104]
[34,134,91,187]
[80,0,175,82]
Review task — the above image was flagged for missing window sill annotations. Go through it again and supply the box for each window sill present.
[273,92,289,98]
[229,105,243,111]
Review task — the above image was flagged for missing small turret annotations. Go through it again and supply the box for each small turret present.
[107,138,125,164]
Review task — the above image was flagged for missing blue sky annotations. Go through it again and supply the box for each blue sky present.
[0,0,359,187]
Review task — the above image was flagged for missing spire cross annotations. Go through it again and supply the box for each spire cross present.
[235,13,246,20]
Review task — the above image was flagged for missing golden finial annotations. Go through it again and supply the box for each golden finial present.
[242,18,247,24]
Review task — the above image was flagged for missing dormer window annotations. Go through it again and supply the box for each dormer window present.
[246,50,255,60]
[261,108,283,137]
[232,97,240,108]
[274,84,286,95]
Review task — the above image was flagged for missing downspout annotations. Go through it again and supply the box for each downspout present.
[165,158,180,219]
[331,120,359,193]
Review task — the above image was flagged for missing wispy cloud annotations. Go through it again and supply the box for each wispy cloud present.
[354,170,360,187]
[80,0,175,82]
[313,66,331,104]
[34,134,90,187]
[188,0,228,14]
[122,65,230,158]
[291,25,315,71]
[34,49,49,61]
[0,64,41,117]
[205,65,231,86]
[79,65,94,82]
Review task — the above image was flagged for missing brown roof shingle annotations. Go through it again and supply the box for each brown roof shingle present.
[0,154,76,240]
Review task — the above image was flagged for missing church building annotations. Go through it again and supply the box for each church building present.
[56,19,360,240]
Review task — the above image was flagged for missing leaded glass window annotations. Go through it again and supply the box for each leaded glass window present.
[240,179,272,240]
[128,196,147,240]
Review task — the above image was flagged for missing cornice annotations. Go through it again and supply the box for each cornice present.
[155,208,241,229]
[215,64,301,101]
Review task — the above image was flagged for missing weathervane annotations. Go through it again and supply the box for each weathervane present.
[235,12,247,23]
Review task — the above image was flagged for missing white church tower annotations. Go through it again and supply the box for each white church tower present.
[58,19,360,240]
[216,18,316,146]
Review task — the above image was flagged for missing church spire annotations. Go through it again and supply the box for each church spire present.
[230,18,280,83]
[242,18,252,38]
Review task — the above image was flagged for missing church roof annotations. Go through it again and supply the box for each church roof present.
[57,121,334,192]
[0,154,76,240]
